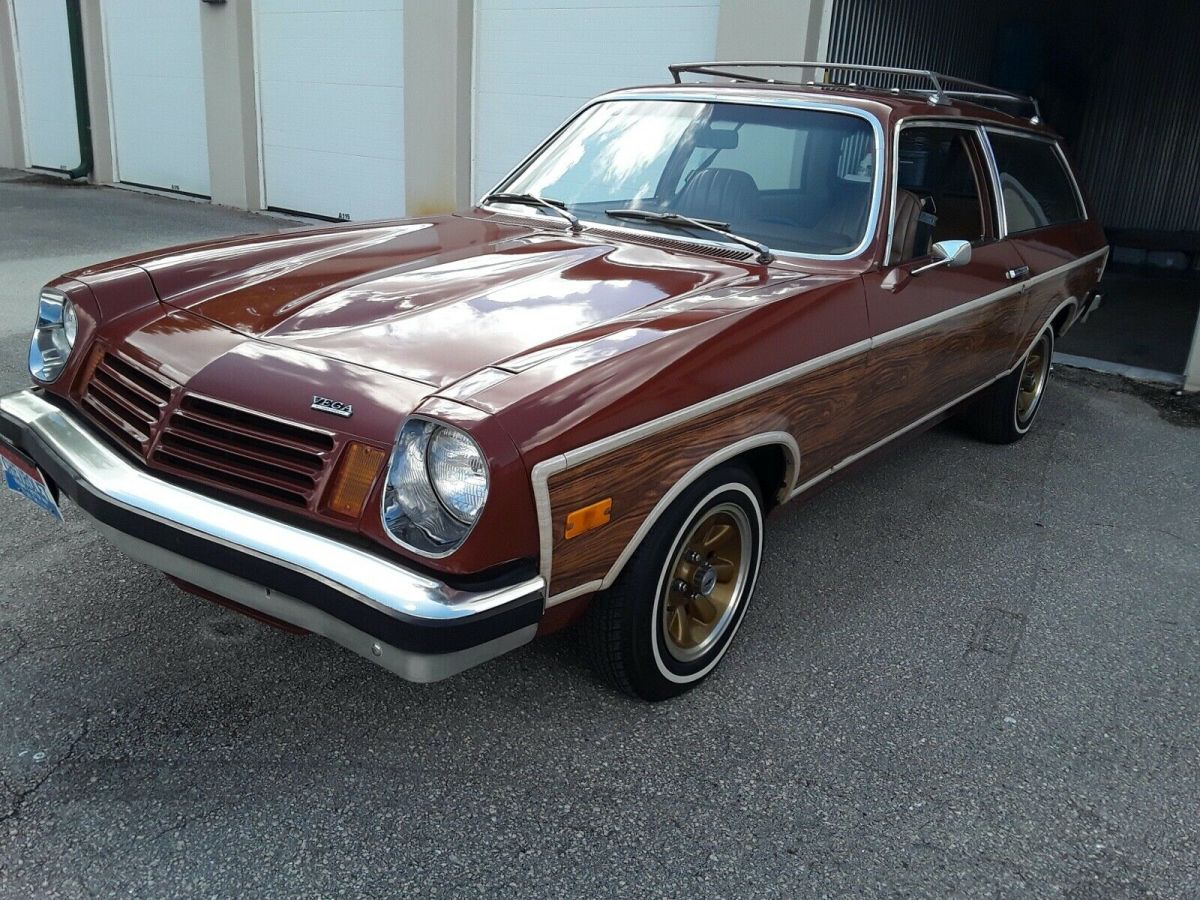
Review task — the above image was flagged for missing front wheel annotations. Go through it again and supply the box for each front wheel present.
[961,327,1054,444]
[583,464,764,701]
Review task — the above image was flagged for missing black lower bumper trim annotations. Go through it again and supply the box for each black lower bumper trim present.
[0,403,543,656]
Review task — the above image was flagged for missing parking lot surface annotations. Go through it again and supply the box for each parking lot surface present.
[1,173,1198,898]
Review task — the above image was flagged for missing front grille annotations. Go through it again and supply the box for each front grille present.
[153,394,335,508]
[82,352,174,454]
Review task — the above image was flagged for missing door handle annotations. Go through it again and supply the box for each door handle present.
[1006,265,1030,281]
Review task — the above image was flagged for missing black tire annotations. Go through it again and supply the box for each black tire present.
[583,463,764,701]
[960,328,1054,445]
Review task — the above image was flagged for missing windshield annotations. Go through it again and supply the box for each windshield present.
[494,99,878,257]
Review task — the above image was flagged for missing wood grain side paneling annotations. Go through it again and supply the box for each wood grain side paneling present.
[544,258,1099,599]
[849,292,1025,454]
[545,352,863,597]
[1015,266,1084,362]
[545,298,1007,597]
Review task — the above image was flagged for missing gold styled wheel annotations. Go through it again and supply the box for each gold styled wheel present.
[660,502,752,662]
[1016,333,1052,426]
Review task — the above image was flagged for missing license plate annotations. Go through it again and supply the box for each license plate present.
[0,439,63,522]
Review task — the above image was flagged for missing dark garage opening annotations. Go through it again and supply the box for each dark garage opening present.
[827,0,1200,381]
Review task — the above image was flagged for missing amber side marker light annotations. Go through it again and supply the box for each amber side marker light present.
[564,498,612,540]
[324,442,388,517]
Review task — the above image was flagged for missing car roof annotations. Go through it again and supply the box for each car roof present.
[596,81,1059,140]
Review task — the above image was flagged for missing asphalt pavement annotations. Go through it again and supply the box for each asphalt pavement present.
[1,171,1197,898]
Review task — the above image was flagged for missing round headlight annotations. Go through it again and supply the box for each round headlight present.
[381,419,490,555]
[427,426,489,523]
[28,291,77,383]
[63,299,79,347]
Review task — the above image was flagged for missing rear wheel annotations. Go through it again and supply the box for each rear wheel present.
[583,464,764,701]
[961,328,1054,444]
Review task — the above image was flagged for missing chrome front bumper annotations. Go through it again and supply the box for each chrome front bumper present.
[0,389,544,682]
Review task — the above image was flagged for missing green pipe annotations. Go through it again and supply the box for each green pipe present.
[63,0,92,180]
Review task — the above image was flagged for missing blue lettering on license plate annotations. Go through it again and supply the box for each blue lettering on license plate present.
[1,451,63,522]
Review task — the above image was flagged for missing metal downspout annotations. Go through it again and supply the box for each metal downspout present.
[63,0,92,180]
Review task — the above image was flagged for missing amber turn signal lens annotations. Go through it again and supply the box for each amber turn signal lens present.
[564,497,612,540]
[75,343,105,393]
[324,442,387,517]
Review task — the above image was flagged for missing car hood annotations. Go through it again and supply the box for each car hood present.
[141,214,759,388]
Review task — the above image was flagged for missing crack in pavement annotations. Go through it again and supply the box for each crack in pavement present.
[0,622,147,667]
[0,719,90,829]
[0,624,26,666]
[24,626,142,655]
[1087,522,1200,554]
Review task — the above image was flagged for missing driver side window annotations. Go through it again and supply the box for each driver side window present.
[891,127,992,264]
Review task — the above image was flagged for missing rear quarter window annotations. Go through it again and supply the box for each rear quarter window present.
[987,132,1084,232]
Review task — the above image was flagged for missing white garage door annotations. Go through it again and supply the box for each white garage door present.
[103,0,210,195]
[10,0,79,171]
[255,0,405,220]
[473,0,720,198]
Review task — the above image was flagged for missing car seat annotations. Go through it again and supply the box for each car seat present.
[674,168,760,224]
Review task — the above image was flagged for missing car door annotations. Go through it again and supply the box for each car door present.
[856,123,1029,448]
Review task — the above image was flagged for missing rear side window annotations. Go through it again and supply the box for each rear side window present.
[987,133,1084,232]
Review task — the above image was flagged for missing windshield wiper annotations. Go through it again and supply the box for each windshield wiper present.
[484,192,582,233]
[604,208,774,264]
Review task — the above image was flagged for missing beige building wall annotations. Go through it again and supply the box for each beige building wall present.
[403,0,473,216]
[1185,322,1200,393]
[0,0,114,179]
[79,0,114,184]
[199,0,261,209]
[0,0,25,168]
[716,0,832,63]
[3,0,835,210]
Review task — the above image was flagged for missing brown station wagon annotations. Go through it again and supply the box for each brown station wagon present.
[0,62,1107,700]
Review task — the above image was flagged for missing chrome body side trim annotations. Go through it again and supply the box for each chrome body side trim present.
[884,115,1089,252]
[873,247,1106,350]
[883,119,1002,268]
[562,342,868,471]
[592,431,797,598]
[0,391,543,624]
[786,375,999,499]
[787,294,1083,501]
[1053,140,1091,223]
[530,453,567,589]
[978,124,1008,237]
[1022,297,1080,359]
[982,126,1017,239]
[542,432,799,607]
[546,579,605,607]
[531,338,865,590]
[979,125,1092,233]
[873,281,1020,349]
[531,249,1105,602]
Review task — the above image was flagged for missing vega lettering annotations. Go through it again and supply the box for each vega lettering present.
[311,396,354,418]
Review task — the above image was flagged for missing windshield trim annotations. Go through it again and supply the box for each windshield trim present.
[478,93,886,263]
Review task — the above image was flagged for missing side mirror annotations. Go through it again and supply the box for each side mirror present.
[911,239,972,276]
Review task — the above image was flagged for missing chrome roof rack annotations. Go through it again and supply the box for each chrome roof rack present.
[668,61,1042,124]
